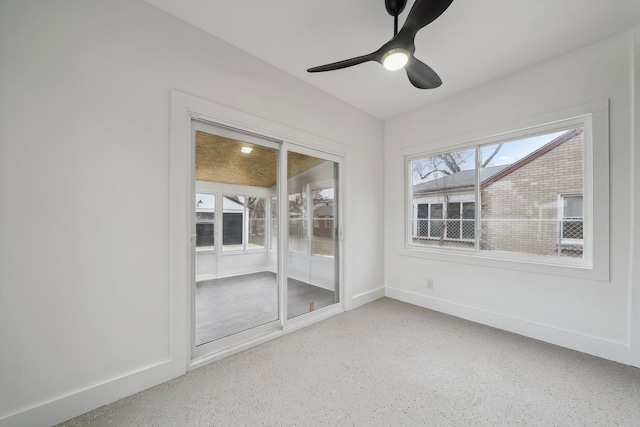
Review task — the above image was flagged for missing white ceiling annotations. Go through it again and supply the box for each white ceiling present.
[145,0,640,120]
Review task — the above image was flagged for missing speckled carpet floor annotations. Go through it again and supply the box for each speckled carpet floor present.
[59,298,640,426]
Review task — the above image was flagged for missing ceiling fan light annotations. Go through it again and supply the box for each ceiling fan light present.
[382,48,409,71]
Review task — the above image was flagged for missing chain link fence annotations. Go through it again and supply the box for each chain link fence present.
[412,217,583,257]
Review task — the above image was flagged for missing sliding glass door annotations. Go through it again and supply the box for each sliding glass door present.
[193,121,280,355]
[191,120,342,359]
[286,151,340,319]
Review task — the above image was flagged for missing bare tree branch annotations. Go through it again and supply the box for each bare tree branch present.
[416,168,451,181]
[439,153,461,173]
[481,144,503,167]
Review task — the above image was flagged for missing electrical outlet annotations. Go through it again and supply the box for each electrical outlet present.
[427,278,434,290]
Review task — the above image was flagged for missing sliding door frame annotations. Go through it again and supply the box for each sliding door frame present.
[281,143,343,324]
[170,91,348,374]
[191,119,282,359]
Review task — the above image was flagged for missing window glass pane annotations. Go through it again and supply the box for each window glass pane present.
[563,195,583,217]
[223,195,244,251]
[287,152,339,320]
[430,204,443,218]
[410,148,475,248]
[247,197,266,249]
[416,204,428,237]
[430,204,443,238]
[288,192,307,254]
[462,202,475,219]
[462,202,475,239]
[312,188,334,257]
[270,196,277,250]
[195,193,215,248]
[196,194,215,210]
[196,212,214,222]
[479,128,584,258]
[196,223,214,247]
[446,203,461,239]
[194,126,280,347]
[407,119,592,268]
[561,195,583,255]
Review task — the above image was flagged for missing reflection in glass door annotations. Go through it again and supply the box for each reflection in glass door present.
[287,151,339,319]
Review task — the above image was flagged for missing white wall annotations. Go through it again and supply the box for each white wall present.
[631,27,640,367]
[384,31,640,368]
[0,1,384,425]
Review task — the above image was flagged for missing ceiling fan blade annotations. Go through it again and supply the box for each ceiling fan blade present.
[402,0,454,36]
[405,56,442,89]
[307,52,380,73]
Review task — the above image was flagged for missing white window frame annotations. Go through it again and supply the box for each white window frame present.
[402,101,609,281]
[218,193,269,253]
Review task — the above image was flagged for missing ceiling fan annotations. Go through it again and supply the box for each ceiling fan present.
[307,0,454,89]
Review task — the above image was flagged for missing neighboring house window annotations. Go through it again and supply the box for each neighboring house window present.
[559,194,583,254]
[408,121,589,265]
[450,201,475,240]
[414,201,474,242]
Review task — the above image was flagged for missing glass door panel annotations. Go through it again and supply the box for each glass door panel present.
[194,123,280,349]
[286,151,339,319]
[195,193,216,283]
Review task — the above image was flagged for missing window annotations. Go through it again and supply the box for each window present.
[411,148,476,249]
[408,120,589,265]
[559,194,583,256]
[413,201,474,246]
[270,196,278,250]
[222,195,245,251]
[248,197,266,249]
[312,188,335,257]
[195,193,215,248]
[220,195,268,252]
[288,192,307,254]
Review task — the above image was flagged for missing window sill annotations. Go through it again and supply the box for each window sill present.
[401,245,608,282]
[221,247,267,255]
[196,246,215,253]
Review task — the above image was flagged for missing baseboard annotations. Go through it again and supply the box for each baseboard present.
[0,360,174,427]
[348,286,385,311]
[385,286,632,365]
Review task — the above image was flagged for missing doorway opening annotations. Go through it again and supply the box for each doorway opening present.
[192,120,341,359]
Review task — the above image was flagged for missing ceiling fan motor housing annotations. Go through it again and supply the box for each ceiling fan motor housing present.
[385,0,408,16]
